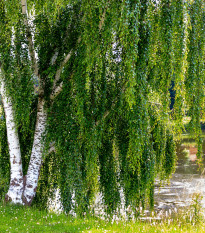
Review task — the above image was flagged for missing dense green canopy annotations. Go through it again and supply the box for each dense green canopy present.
[0,0,204,215]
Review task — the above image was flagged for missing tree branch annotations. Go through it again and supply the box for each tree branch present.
[50,81,63,100]
[99,1,110,31]
[95,83,126,126]
[51,37,81,97]
[50,3,109,100]
[52,50,72,89]
[50,50,59,65]
[48,142,56,154]
[99,8,107,31]
[50,72,74,100]
[21,0,39,77]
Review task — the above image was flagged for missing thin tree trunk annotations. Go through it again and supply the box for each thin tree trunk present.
[22,97,47,205]
[0,79,24,204]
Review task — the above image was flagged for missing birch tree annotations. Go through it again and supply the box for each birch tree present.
[0,0,204,214]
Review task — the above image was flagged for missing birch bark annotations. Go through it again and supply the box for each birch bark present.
[22,97,47,205]
[0,79,24,204]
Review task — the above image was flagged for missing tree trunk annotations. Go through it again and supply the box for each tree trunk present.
[22,97,47,205]
[0,80,24,204]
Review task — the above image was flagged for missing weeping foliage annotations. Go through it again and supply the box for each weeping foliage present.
[0,0,204,215]
[185,0,205,160]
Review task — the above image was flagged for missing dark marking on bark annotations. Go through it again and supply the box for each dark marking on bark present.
[22,195,29,206]
[5,194,12,203]
[22,195,33,206]
[19,177,23,183]
[10,179,20,187]
[27,185,33,188]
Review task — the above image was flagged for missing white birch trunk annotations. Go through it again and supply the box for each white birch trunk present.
[0,79,24,204]
[23,98,47,205]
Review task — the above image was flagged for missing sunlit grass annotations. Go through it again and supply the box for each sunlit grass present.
[1,202,205,232]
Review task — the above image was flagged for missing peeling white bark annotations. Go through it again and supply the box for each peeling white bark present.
[23,98,47,205]
[0,79,23,204]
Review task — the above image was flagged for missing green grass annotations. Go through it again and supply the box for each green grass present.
[0,203,205,232]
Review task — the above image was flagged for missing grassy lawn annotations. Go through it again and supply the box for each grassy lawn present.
[1,203,205,232]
